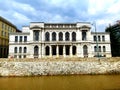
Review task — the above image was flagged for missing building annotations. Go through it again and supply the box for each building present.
[9,22,111,58]
[0,16,17,58]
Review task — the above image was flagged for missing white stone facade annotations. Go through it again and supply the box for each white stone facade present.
[9,22,111,58]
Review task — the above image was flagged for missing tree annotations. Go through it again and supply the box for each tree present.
[106,22,120,56]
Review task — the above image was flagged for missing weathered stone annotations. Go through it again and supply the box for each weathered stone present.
[0,58,120,76]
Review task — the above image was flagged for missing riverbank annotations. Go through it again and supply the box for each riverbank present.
[0,57,120,76]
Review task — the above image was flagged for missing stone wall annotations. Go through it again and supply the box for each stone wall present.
[0,58,120,76]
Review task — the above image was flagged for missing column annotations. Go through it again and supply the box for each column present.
[70,32,72,41]
[39,45,41,58]
[42,44,45,57]
[56,32,58,41]
[63,45,66,57]
[41,30,44,41]
[50,32,52,41]
[70,45,73,57]
[63,32,65,41]
[50,45,52,57]
[77,44,80,57]
[39,30,41,41]
[57,45,59,57]
[76,28,81,41]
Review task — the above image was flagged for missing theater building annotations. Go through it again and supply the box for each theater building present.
[9,22,111,58]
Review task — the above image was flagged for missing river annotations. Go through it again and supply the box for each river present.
[0,75,120,90]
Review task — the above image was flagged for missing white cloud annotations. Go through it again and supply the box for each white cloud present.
[12,1,36,14]
[107,1,120,14]
[88,0,115,15]
[13,12,31,24]
[1,0,120,32]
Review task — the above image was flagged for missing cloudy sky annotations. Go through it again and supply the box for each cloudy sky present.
[0,0,120,32]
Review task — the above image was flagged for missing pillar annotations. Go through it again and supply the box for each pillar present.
[70,45,73,57]
[63,45,66,57]
[57,45,59,57]
[50,32,52,41]
[63,32,65,41]
[56,32,58,41]
[42,44,45,57]
[70,32,72,41]
[50,45,52,57]
[39,45,42,58]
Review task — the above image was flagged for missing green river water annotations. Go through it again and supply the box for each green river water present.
[0,75,120,90]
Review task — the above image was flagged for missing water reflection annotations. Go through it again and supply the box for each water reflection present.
[0,75,120,90]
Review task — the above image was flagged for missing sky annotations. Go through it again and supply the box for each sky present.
[0,0,120,32]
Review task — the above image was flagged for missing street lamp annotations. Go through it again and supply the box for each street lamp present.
[92,22,99,58]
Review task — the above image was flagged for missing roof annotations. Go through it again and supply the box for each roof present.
[91,32,110,34]
[0,16,17,29]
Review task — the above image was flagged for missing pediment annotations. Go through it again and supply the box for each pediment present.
[80,25,91,29]
[30,25,41,29]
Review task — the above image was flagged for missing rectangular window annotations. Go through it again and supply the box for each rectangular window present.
[15,36,18,42]
[24,36,27,42]
[82,31,87,41]
[1,31,4,36]
[19,36,22,42]
[34,31,39,41]
[2,23,4,29]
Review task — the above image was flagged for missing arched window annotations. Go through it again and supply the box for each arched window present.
[98,36,101,41]
[34,30,39,41]
[45,46,50,55]
[14,47,17,53]
[94,36,97,41]
[34,46,39,56]
[59,32,63,41]
[52,32,56,41]
[94,46,97,52]
[83,45,88,56]
[72,32,76,41]
[99,46,101,52]
[65,32,69,41]
[72,46,76,55]
[102,36,105,41]
[19,47,22,53]
[103,46,106,52]
[45,32,50,41]
[24,47,27,53]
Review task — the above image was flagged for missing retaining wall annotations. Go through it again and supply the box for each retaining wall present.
[0,58,120,76]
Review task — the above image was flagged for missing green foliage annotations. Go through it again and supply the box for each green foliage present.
[105,24,120,56]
